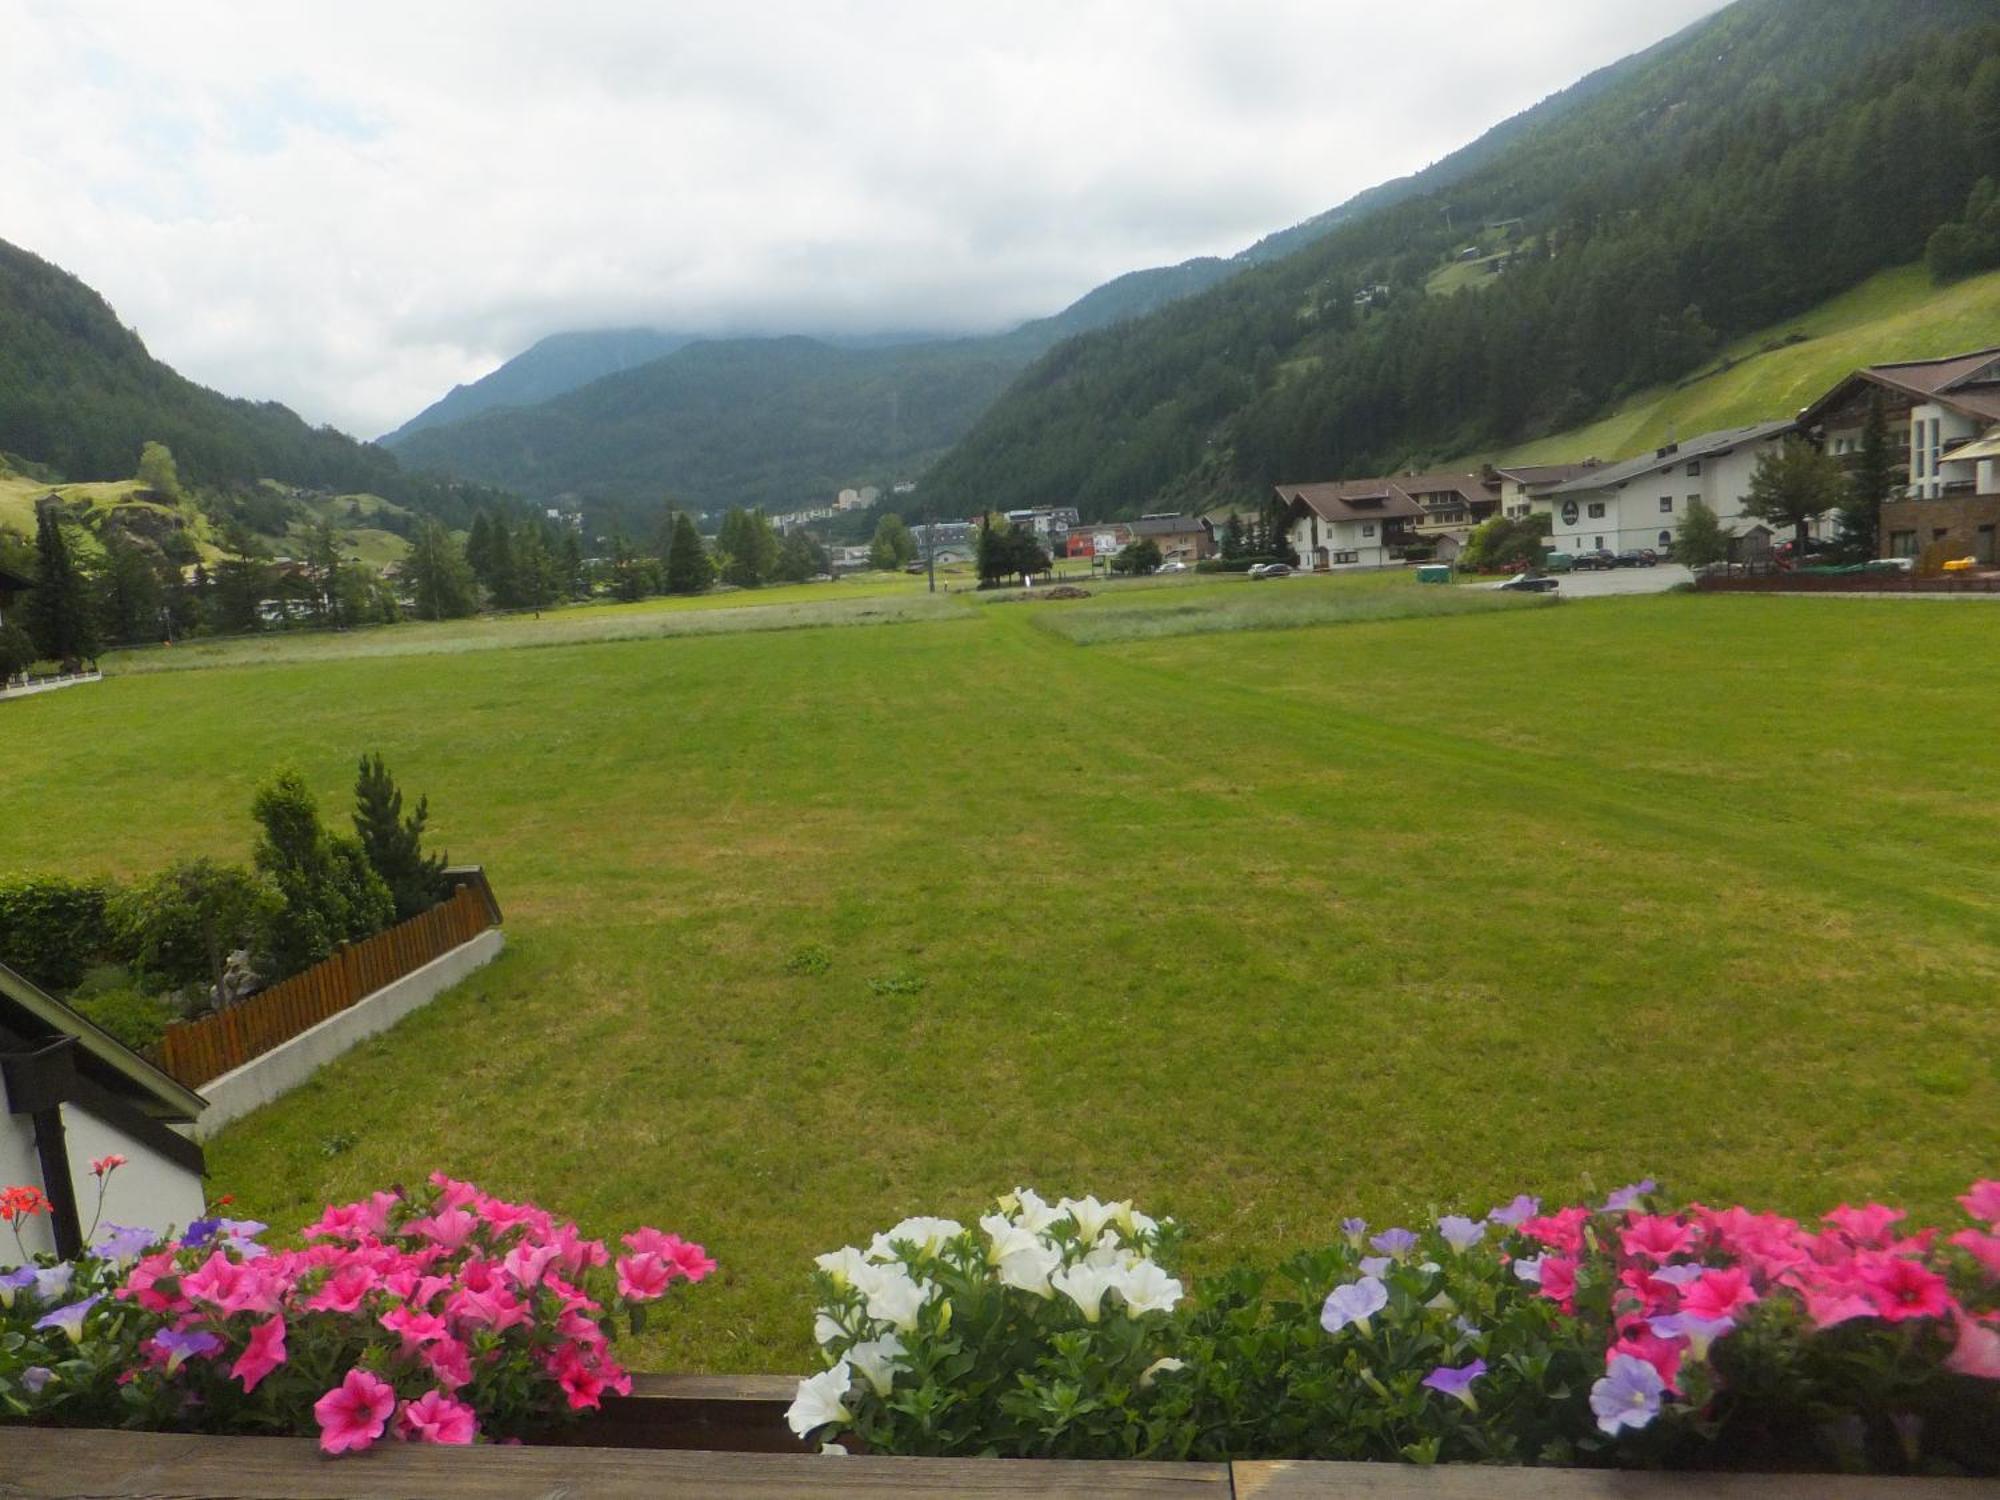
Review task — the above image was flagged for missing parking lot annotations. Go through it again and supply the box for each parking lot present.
[1549,562,1692,597]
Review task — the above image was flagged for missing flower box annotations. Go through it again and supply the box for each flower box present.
[6,1425,1988,1497]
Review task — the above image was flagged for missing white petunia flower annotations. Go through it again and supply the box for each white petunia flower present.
[1050,1261,1122,1323]
[813,1313,844,1348]
[995,1239,1062,1297]
[1116,1204,1160,1240]
[1009,1188,1061,1233]
[868,1217,964,1262]
[864,1265,932,1332]
[786,1364,854,1439]
[845,1333,907,1396]
[1140,1357,1186,1387]
[815,1247,874,1286]
[1114,1260,1184,1317]
[981,1213,1044,1265]
[1060,1195,1126,1245]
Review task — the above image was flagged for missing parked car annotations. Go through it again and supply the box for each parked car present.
[1495,575,1560,593]
[1871,557,1916,573]
[1614,549,1659,568]
[1542,552,1576,574]
[1572,550,1619,571]
[1155,560,1191,574]
[1248,563,1294,579]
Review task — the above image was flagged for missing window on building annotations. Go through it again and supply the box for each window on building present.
[1658,530,1673,549]
[1362,523,1375,538]
[1912,424,1926,478]
[1587,502,1606,519]
[1889,530,1917,558]
[1659,496,1674,513]
[1594,536,1605,549]
[1686,460,1702,477]
[1930,419,1942,485]
[1934,528,1950,542]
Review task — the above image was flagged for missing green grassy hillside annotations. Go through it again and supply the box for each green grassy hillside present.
[1490,264,2000,465]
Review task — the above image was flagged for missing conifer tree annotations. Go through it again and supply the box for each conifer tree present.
[352,753,447,921]
[485,520,518,606]
[1744,439,1850,552]
[664,512,713,594]
[1837,392,1897,560]
[406,520,477,620]
[27,502,99,663]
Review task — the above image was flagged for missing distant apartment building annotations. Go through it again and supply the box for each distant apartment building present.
[1126,513,1213,563]
[1798,347,2000,563]
[1280,480,1425,569]
[1536,422,1803,556]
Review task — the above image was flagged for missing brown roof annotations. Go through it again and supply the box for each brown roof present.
[1394,470,1497,505]
[1128,514,1203,537]
[1800,347,2000,428]
[1493,461,1603,488]
[1277,480,1426,524]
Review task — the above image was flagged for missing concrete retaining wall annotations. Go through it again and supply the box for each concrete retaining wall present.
[192,928,504,1139]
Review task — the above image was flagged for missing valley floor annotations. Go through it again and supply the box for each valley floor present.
[4,572,1995,1371]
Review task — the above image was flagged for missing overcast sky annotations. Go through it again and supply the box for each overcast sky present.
[8,1,1725,439]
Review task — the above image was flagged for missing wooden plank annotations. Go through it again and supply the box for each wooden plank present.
[0,1429,1229,1498]
[1230,1460,2000,1499]
[549,1373,803,1453]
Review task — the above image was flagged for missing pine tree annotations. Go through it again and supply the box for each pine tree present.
[485,521,518,607]
[514,524,558,615]
[465,512,495,587]
[406,520,477,620]
[352,753,447,921]
[27,502,99,663]
[664,512,713,594]
[1837,392,1897,560]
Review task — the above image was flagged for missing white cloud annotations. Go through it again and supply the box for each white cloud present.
[4,0,1724,437]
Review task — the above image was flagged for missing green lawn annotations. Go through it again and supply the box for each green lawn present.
[3,580,1995,1374]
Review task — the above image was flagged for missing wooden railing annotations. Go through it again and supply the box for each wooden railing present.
[154,877,499,1090]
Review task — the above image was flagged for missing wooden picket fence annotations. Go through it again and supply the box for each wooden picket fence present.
[153,879,499,1090]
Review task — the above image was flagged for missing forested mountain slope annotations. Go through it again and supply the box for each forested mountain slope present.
[922,0,2000,518]
[381,328,698,443]
[0,239,504,527]
[381,30,1686,511]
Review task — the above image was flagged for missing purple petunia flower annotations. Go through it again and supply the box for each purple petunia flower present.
[94,1224,157,1266]
[32,1264,72,1302]
[1320,1276,1388,1335]
[1512,1254,1544,1284]
[1489,1194,1540,1228]
[1437,1215,1486,1252]
[182,1217,221,1247]
[1358,1255,1392,1278]
[1592,1355,1666,1435]
[20,1366,55,1396]
[1369,1227,1418,1259]
[150,1328,224,1374]
[1602,1179,1658,1213]
[32,1294,101,1343]
[1422,1358,1487,1409]
[0,1266,37,1307]
[1648,1312,1736,1357]
[1339,1217,1368,1246]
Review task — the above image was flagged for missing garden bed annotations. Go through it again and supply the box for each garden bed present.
[7,1426,1989,1497]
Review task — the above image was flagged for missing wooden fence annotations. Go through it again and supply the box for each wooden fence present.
[154,878,499,1090]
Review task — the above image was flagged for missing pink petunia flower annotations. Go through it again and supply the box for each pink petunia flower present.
[399,1390,478,1444]
[1536,1255,1578,1311]
[231,1316,288,1393]
[1824,1203,1906,1248]
[1949,1228,2000,1282]
[314,1368,397,1455]
[1945,1313,2000,1380]
[1620,1215,1696,1263]
[1857,1254,1953,1323]
[1958,1181,2000,1227]
[306,1264,379,1315]
[381,1305,450,1349]
[1518,1207,1591,1255]
[1682,1267,1758,1322]
[424,1336,474,1391]
[616,1253,672,1302]
[666,1239,716,1283]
